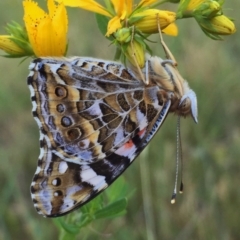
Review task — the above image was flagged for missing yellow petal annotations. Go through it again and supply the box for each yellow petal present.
[162,23,178,36]
[133,9,176,34]
[23,0,68,56]
[111,0,124,15]
[186,0,205,11]
[0,35,24,55]
[34,18,55,56]
[23,0,47,55]
[111,0,128,19]
[126,0,133,15]
[106,16,122,36]
[57,0,111,17]
[48,0,57,17]
[23,0,46,20]
[50,2,68,55]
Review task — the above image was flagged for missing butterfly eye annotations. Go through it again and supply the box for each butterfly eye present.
[56,104,65,113]
[52,178,61,186]
[54,190,63,197]
[67,128,82,141]
[55,86,67,98]
[61,116,73,127]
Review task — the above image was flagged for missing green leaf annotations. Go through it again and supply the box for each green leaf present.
[94,198,127,219]
[95,13,114,41]
[53,217,80,235]
[105,177,129,202]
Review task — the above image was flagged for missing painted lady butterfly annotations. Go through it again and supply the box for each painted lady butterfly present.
[28,51,197,217]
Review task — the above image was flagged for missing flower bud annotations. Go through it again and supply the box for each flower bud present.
[0,35,25,56]
[114,28,132,43]
[193,1,221,18]
[124,39,145,68]
[177,0,222,18]
[132,10,176,34]
[198,15,236,37]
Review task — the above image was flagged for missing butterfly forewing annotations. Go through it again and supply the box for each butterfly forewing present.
[28,57,176,217]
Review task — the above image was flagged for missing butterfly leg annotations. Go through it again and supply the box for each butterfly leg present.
[130,27,148,85]
[156,14,178,66]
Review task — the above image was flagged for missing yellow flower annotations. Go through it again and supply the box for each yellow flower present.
[0,36,25,56]
[58,0,176,36]
[57,0,178,68]
[23,0,68,57]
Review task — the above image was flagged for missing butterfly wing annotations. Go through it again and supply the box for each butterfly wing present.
[28,57,171,217]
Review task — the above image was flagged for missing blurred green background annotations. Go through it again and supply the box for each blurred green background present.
[0,0,240,239]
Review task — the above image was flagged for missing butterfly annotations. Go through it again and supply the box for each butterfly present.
[28,50,197,217]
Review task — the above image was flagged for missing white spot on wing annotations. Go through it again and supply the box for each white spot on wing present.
[137,109,148,131]
[35,166,41,174]
[58,161,68,174]
[88,102,102,116]
[54,191,59,197]
[28,84,35,97]
[31,100,37,112]
[88,176,107,191]
[80,166,106,190]
[52,179,57,186]
[39,146,45,160]
[80,166,97,181]
[29,62,36,70]
[114,126,125,145]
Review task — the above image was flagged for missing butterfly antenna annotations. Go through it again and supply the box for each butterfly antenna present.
[171,116,182,204]
[145,59,150,85]
[179,117,184,194]
[130,27,147,84]
[156,14,177,65]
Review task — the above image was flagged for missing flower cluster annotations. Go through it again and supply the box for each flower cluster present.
[177,0,236,40]
[0,0,236,67]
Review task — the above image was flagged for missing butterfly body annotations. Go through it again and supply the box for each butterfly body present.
[28,56,197,217]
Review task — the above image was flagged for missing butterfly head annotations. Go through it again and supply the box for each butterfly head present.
[146,56,198,123]
[177,81,198,123]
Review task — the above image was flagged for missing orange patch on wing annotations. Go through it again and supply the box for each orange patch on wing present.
[138,128,146,138]
[124,140,134,149]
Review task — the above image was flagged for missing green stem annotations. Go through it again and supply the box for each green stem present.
[140,146,156,240]
[113,47,122,61]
